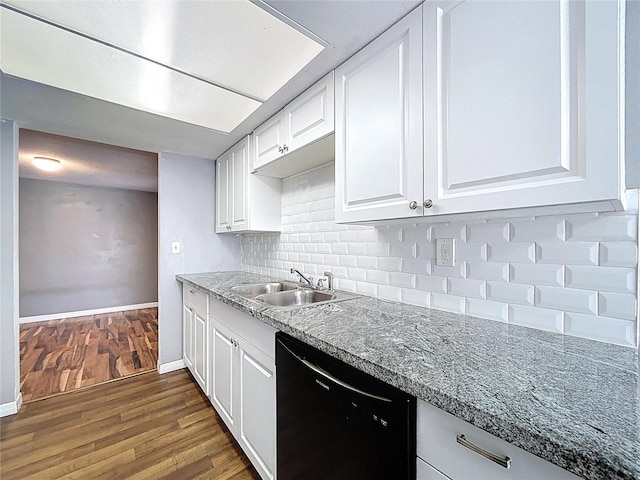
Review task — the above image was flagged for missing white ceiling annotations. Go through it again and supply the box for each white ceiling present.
[0,1,325,132]
[1,0,421,160]
[19,129,158,192]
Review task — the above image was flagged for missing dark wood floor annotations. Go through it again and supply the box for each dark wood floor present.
[0,369,260,480]
[20,308,158,402]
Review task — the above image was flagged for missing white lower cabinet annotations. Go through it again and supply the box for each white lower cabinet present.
[210,298,277,480]
[417,457,450,480]
[417,400,580,480]
[182,285,209,396]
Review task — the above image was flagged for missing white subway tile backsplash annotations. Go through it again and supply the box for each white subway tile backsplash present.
[466,262,510,282]
[510,263,564,287]
[401,226,431,243]
[401,258,430,275]
[448,278,486,299]
[402,288,430,307]
[431,293,465,314]
[600,243,638,267]
[567,215,637,242]
[535,286,597,315]
[347,267,367,281]
[242,166,638,347]
[367,270,390,285]
[366,243,390,256]
[357,256,378,269]
[378,256,402,272]
[512,218,565,242]
[378,285,402,302]
[431,224,467,242]
[487,243,535,263]
[416,243,437,259]
[390,242,417,258]
[598,292,637,320]
[431,262,466,279]
[416,275,448,294]
[509,305,564,333]
[455,243,487,262]
[487,282,534,306]
[467,222,511,243]
[390,272,416,289]
[536,242,599,266]
[566,266,636,294]
[466,298,508,322]
[565,312,636,347]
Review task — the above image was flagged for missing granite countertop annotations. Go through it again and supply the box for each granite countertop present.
[177,271,640,480]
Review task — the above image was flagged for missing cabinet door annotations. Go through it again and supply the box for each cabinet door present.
[230,137,249,231]
[215,152,231,233]
[423,0,623,215]
[253,112,285,170]
[182,304,194,369]
[192,308,208,395]
[285,71,334,153]
[335,6,423,223]
[237,340,276,480]
[211,320,236,432]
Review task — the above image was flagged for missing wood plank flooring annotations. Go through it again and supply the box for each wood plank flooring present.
[0,369,260,480]
[20,308,158,402]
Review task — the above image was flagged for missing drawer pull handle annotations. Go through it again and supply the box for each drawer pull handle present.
[456,434,511,469]
[189,289,196,294]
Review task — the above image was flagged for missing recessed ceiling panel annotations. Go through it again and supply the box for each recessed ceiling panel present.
[0,8,262,133]
[2,0,326,101]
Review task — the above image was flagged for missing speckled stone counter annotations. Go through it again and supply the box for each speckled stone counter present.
[176,271,640,480]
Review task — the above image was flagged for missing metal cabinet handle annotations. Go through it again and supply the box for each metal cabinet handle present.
[282,144,289,152]
[456,434,511,469]
[189,289,196,294]
[424,199,433,209]
[409,201,418,210]
[278,146,284,154]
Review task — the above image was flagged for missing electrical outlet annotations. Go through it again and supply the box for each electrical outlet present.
[171,241,181,254]
[436,238,455,266]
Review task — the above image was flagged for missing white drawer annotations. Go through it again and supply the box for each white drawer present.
[417,457,450,480]
[183,284,208,314]
[417,400,581,480]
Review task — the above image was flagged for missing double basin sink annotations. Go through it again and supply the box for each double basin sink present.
[230,281,358,309]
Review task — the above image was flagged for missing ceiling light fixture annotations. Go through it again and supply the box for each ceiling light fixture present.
[32,156,62,171]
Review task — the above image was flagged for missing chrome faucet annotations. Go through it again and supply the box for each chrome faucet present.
[323,271,333,291]
[290,268,313,288]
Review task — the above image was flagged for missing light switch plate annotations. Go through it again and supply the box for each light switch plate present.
[436,238,455,266]
[171,241,181,254]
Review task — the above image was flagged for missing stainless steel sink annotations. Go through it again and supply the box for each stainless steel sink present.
[255,289,335,307]
[230,281,358,309]
[230,282,298,298]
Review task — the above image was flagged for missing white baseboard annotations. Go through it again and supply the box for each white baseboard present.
[19,302,159,324]
[158,359,186,374]
[0,392,23,418]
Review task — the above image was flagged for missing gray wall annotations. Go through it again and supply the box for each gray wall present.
[158,151,240,368]
[19,179,158,317]
[1,120,20,408]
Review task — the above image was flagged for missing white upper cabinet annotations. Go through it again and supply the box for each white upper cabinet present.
[216,135,282,233]
[252,71,335,178]
[423,0,624,216]
[335,6,424,223]
[336,0,625,223]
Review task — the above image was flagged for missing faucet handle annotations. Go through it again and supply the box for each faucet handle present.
[317,278,325,289]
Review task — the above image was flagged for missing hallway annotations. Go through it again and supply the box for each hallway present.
[19,307,158,402]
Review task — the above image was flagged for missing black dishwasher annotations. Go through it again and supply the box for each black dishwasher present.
[276,332,416,480]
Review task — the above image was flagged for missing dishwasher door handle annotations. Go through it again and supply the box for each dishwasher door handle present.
[277,339,393,403]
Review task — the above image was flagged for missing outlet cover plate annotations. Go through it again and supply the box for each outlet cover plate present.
[436,238,455,266]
